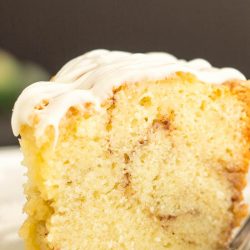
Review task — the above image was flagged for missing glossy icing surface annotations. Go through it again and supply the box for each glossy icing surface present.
[11,49,246,137]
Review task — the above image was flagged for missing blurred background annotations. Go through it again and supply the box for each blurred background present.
[0,0,250,146]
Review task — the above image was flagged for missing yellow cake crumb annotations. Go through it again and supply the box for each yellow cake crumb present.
[19,74,250,250]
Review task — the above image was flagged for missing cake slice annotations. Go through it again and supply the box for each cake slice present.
[12,50,250,250]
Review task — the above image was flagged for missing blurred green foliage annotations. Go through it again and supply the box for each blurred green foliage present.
[0,50,49,113]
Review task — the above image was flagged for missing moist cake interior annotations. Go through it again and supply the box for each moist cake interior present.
[19,74,250,250]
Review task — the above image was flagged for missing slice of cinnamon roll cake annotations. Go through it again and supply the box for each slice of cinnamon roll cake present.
[12,50,250,250]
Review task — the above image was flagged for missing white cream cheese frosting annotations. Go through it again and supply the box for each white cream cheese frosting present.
[11,49,246,138]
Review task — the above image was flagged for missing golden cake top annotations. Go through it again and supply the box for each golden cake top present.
[11,49,246,138]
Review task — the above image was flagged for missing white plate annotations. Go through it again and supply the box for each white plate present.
[0,147,25,250]
[0,146,250,250]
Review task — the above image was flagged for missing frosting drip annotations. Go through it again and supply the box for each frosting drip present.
[11,49,246,137]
